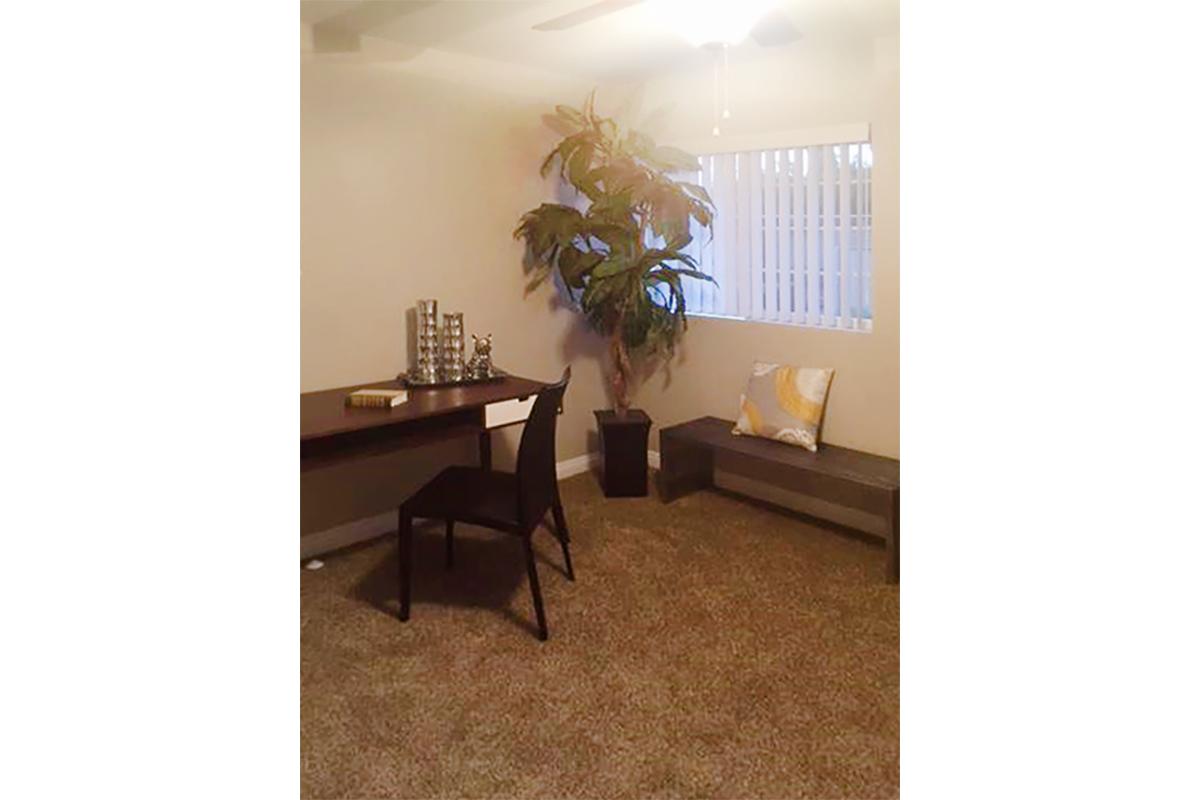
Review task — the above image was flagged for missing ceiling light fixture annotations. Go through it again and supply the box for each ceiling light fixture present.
[646,0,775,136]
[646,0,774,47]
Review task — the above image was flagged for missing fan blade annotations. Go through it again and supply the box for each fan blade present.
[532,0,643,32]
[750,8,802,47]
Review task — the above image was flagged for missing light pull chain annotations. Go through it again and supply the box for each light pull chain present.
[712,43,732,136]
[722,43,731,120]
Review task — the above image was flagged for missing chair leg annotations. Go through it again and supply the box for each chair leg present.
[398,507,413,621]
[445,519,455,570]
[551,501,575,582]
[521,535,549,641]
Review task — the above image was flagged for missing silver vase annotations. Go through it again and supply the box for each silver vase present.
[441,312,465,382]
[414,299,440,383]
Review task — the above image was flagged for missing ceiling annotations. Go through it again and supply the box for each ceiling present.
[300,0,898,82]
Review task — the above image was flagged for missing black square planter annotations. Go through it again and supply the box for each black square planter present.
[594,409,652,497]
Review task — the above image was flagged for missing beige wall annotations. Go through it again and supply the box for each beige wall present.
[301,52,608,537]
[600,35,900,458]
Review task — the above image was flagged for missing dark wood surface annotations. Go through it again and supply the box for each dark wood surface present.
[660,417,898,488]
[658,416,900,583]
[301,374,545,442]
[594,409,652,426]
[301,374,545,472]
[595,409,652,497]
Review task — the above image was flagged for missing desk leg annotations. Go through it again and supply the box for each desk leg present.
[479,430,492,470]
[398,506,413,621]
[886,489,900,584]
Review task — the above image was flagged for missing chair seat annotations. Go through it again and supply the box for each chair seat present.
[397,369,572,640]
[405,466,521,530]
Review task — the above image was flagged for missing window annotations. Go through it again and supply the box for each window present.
[681,140,873,330]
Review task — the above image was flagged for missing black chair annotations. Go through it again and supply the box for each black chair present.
[397,368,573,641]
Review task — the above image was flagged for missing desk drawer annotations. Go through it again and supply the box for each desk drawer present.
[485,396,535,428]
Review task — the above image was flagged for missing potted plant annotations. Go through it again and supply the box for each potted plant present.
[514,93,715,497]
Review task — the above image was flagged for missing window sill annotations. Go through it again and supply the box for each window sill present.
[686,311,874,333]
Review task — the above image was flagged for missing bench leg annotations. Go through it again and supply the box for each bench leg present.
[886,489,900,584]
[658,432,713,502]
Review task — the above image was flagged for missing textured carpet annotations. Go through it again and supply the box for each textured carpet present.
[301,472,899,799]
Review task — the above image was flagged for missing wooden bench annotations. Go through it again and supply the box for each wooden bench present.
[658,416,900,583]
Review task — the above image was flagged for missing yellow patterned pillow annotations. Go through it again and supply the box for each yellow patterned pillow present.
[732,362,834,451]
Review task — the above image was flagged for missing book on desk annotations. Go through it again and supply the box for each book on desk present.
[345,389,408,409]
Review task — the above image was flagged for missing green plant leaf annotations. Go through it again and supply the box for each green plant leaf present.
[662,267,716,284]
[591,257,639,279]
[567,143,595,191]
[517,92,715,363]
[555,104,583,124]
[583,89,597,124]
[677,181,714,208]
[558,248,603,289]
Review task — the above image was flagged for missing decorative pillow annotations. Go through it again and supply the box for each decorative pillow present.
[732,362,834,452]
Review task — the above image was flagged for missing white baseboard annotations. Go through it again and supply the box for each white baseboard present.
[302,450,661,560]
[300,510,396,561]
[556,452,598,480]
[558,450,659,477]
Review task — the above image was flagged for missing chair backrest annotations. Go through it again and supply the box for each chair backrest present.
[516,366,571,529]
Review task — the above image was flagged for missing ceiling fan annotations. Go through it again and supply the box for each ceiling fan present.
[531,0,802,48]
[533,1,801,136]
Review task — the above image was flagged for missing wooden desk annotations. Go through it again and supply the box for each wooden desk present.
[301,374,546,472]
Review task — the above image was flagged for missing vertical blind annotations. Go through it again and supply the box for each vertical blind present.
[682,141,873,329]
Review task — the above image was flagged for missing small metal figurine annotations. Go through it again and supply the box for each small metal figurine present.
[466,333,494,379]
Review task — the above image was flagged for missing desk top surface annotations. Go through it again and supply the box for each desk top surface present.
[301,373,545,442]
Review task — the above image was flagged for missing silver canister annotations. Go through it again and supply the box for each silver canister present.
[441,312,465,382]
[414,298,440,383]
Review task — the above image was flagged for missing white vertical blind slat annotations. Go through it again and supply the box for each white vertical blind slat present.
[783,152,792,321]
[683,186,701,314]
[694,156,708,314]
[851,144,861,329]
[703,154,717,314]
[838,144,851,328]
[790,148,804,325]
[857,144,868,329]
[717,153,736,316]
[735,151,752,318]
[705,155,717,314]
[821,145,836,327]
[864,153,872,321]
[748,151,764,319]
[805,147,821,326]
[763,150,779,321]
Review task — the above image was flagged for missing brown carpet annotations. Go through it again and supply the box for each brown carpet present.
[301,472,899,799]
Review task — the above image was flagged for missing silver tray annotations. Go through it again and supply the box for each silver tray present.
[398,368,507,389]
